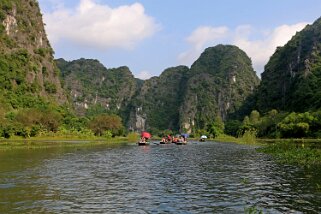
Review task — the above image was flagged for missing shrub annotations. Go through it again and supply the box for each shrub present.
[44,81,57,93]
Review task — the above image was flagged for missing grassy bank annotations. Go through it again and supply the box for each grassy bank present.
[0,134,135,151]
[257,141,321,166]
[212,135,321,166]
[0,140,129,151]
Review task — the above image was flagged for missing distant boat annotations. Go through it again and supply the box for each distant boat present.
[138,131,152,146]
[138,141,149,146]
[200,135,207,142]
[175,141,187,145]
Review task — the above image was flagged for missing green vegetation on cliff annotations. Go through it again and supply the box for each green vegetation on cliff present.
[0,0,66,108]
[57,45,260,136]
[128,66,189,132]
[180,45,260,133]
[256,17,321,112]
[56,58,139,119]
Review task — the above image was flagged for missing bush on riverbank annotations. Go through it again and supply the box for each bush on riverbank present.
[257,141,321,166]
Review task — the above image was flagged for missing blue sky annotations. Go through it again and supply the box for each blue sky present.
[38,0,321,79]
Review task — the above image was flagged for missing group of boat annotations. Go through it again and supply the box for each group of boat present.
[160,134,187,145]
[137,132,208,146]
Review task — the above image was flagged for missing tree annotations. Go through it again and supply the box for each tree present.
[207,116,224,138]
[88,114,123,136]
[224,120,242,137]
[249,110,260,124]
[277,112,315,138]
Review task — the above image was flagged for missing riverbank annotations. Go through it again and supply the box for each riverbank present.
[257,141,321,166]
[2,135,321,166]
[0,135,130,151]
[211,136,321,166]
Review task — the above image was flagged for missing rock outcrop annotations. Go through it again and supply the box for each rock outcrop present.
[255,17,321,112]
[0,0,67,108]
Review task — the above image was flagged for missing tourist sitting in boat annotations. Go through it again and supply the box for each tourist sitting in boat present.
[160,137,166,144]
[167,135,172,143]
[141,137,147,143]
[172,136,178,143]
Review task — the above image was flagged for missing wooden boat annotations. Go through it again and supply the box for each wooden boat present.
[137,141,149,146]
[176,141,187,145]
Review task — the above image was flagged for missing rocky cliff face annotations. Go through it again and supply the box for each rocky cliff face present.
[179,45,260,133]
[58,45,259,133]
[126,45,259,133]
[0,0,66,108]
[127,66,189,132]
[256,17,321,112]
[56,58,140,117]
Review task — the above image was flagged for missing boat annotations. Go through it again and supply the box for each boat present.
[175,141,187,145]
[138,131,151,146]
[200,135,207,142]
[138,141,149,146]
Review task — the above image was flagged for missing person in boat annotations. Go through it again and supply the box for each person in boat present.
[167,135,172,143]
[141,137,146,143]
[182,135,187,143]
[172,136,178,143]
[161,137,166,143]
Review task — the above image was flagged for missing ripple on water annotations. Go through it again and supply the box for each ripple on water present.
[0,142,321,213]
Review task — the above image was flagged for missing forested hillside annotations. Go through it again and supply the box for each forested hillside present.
[256,17,321,112]
[180,45,260,133]
[3,0,321,139]
[56,58,140,120]
[236,17,321,139]
[60,45,260,134]
[0,0,66,109]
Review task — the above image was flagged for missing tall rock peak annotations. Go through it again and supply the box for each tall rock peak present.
[0,0,67,108]
[256,16,321,112]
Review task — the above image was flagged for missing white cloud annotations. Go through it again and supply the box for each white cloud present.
[178,22,309,74]
[234,22,308,74]
[43,0,160,50]
[178,26,229,65]
[136,70,153,80]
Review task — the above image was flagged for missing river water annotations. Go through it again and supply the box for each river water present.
[0,141,320,213]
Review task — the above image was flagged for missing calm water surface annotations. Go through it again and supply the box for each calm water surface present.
[0,141,321,213]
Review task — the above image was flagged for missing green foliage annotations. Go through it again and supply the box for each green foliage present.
[180,45,260,132]
[277,112,315,138]
[0,0,13,14]
[127,132,139,142]
[102,130,112,139]
[88,114,123,136]
[194,129,209,138]
[160,129,173,137]
[255,17,321,112]
[34,48,49,57]
[233,108,321,139]
[206,116,224,138]
[241,129,257,144]
[224,120,242,137]
[44,81,57,93]
[258,141,321,166]
[85,104,109,117]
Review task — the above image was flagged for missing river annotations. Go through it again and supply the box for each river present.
[0,141,320,213]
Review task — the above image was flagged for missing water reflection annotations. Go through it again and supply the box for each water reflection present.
[0,142,320,213]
